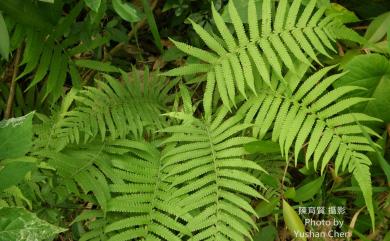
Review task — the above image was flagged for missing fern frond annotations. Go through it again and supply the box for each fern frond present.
[242,65,380,170]
[104,140,191,241]
[161,108,266,240]
[40,143,112,212]
[241,64,380,225]
[164,0,364,108]
[37,69,175,150]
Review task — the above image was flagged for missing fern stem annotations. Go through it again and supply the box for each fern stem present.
[4,47,22,119]
[204,123,220,237]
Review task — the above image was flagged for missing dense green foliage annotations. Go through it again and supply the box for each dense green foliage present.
[0,0,390,240]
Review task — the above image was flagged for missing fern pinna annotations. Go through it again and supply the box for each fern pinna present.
[164,0,364,110]
[161,109,266,240]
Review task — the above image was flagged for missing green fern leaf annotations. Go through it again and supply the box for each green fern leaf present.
[162,107,266,240]
[164,0,362,109]
[242,65,379,226]
[39,69,175,148]
[104,140,191,241]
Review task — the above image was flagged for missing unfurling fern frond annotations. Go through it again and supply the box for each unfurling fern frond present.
[104,140,191,241]
[163,0,364,110]
[161,109,266,241]
[45,69,175,148]
[240,64,381,226]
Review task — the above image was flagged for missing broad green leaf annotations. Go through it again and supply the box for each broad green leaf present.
[292,176,324,202]
[283,200,306,241]
[253,225,277,241]
[335,54,390,122]
[38,0,54,3]
[0,158,35,191]
[0,12,9,60]
[260,174,279,189]
[75,60,119,72]
[284,187,296,199]
[0,112,34,159]
[336,49,361,69]
[244,140,281,154]
[255,197,279,218]
[365,12,390,43]
[84,0,101,12]
[326,3,359,23]
[387,25,390,53]
[0,207,66,241]
[112,0,143,23]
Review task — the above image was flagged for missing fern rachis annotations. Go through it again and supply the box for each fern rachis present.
[160,110,267,240]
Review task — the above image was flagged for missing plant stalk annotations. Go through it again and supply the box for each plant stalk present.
[4,47,22,119]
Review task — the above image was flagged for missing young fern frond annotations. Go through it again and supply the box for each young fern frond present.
[240,64,381,226]
[104,140,191,241]
[52,69,175,146]
[163,0,364,110]
[161,109,267,241]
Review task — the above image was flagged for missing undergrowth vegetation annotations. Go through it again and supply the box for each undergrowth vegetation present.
[0,0,390,240]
